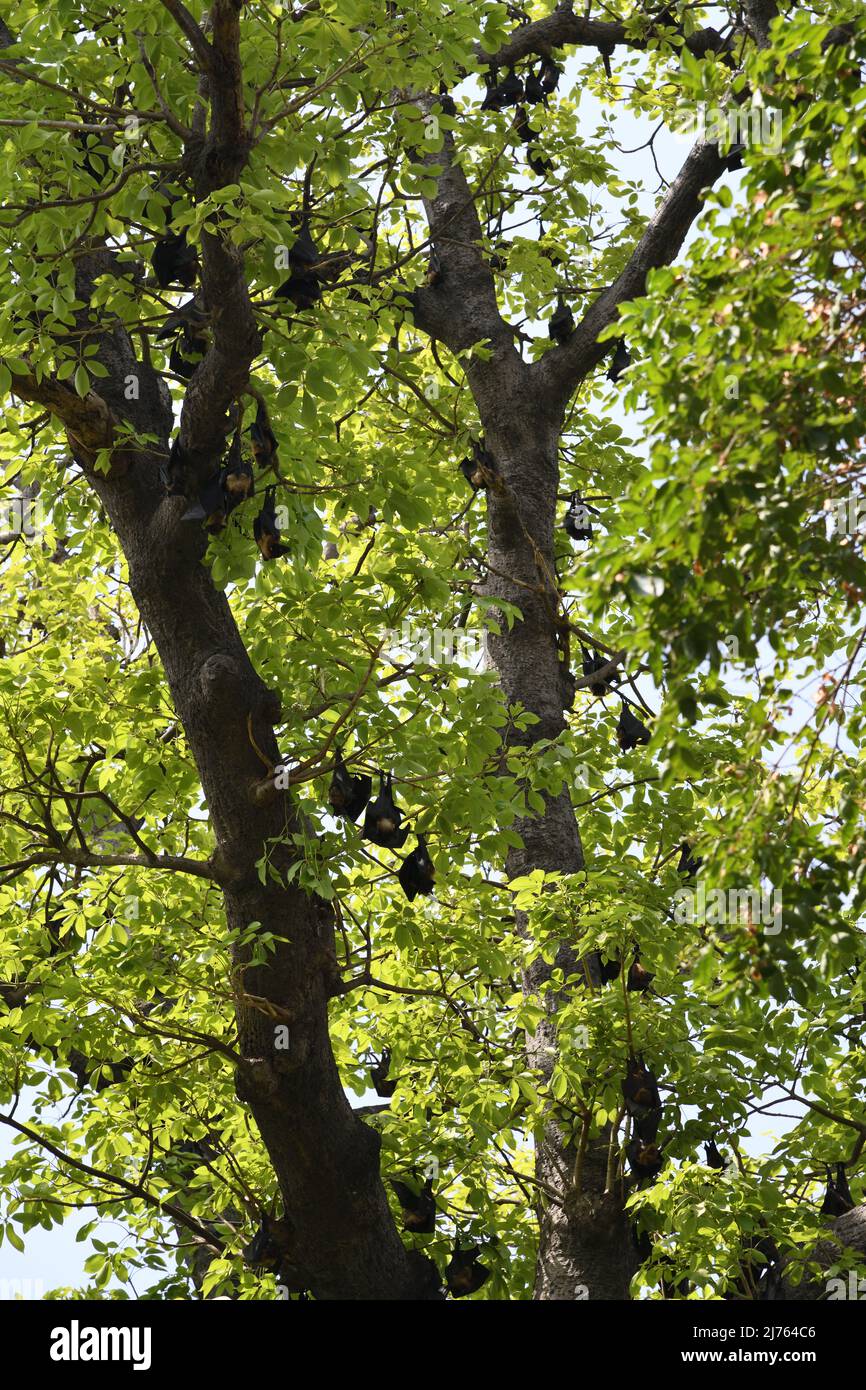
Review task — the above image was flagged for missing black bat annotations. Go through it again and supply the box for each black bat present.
[564,493,593,542]
[369,1046,396,1098]
[328,752,372,821]
[221,431,253,501]
[599,43,614,80]
[821,1163,854,1217]
[249,399,278,469]
[524,67,547,105]
[705,1138,728,1171]
[160,435,190,495]
[254,487,289,560]
[182,471,232,533]
[633,1105,663,1143]
[244,1214,282,1273]
[581,646,613,696]
[607,338,631,382]
[445,1242,490,1297]
[459,439,497,491]
[276,216,323,308]
[390,1176,436,1233]
[397,834,435,901]
[151,232,198,290]
[627,948,654,993]
[496,68,524,106]
[538,57,561,93]
[426,249,444,287]
[527,147,554,177]
[621,1053,661,1117]
[678,842,703,880]
[627,1137,664,1181]
[548,295,574,344]
[618,701,651,751]
[363,771,409,849]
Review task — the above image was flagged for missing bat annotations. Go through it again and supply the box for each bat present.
[621,1052,661,1117]
[151,232,198,290]
[821,1163,854,1216]
[581,645,612,696]
[627,1137,664,1181]
[538,57,562,93]
[221,431,253,500]
[363,772,409,849]
[459,439,498,491]
[249,399,279,469]
[370,1046,396,1098]
[244,1214,282,1273]
[445,1243,490,1297]
[678,842,703,880]
[627,949,654,993]
[705,1138,728,1171]
[548,295,574,344]
[607,338,631,382]
[327,752,372,821]
[618,701,651,751]
[254,487,289,560]
[390,1175,436,1233]
[564,493,593,541]
[397,834,435,901]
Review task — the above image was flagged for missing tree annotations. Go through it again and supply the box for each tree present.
[0,0,863,1301]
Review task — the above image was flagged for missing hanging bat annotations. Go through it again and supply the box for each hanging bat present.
[527,147,554,177]
[276,216,323,308]
[160,435,190,495]
[564,493,593,542]
[548,296,574,344]
[370,1046,396,1098]
[445,1242,490,1297]
[678,842,703,880]
[459,439,498,491]
[618,701,651,751]
[363,771,409,849]
[599,42,614,80]
[397,834,435,901]
[538,57,562,93]
[151,232,198,290]
[182,471,231,533]
[633,1104,663,1143]
[524,66,547,105]
[249,399,279,469]
[821,1162,854,1216]
[627,1138,664,1181]
[328,752,372,821]
[426,249,444,287]
[490,68,523,107]
[581,646,613,696]
[243,1214,282,1273]
[221,431,253,501]
[621,1052,661,1118]
[627,949,654,993]
[254,487,289,560]
[390,1175,436,1233]
[705,1138,728,1171]
[607,338,631,382]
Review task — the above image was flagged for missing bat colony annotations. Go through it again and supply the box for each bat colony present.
[123,33,857,1302]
